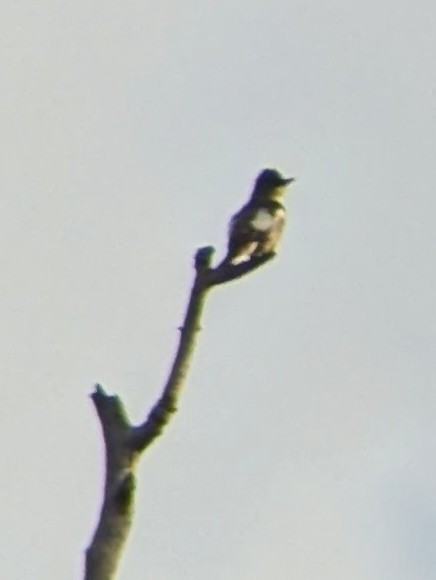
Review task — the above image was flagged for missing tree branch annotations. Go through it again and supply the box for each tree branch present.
[85,386,137,580]
[84,245,274,579]
[207,251,276,286]
[130,247,213,452]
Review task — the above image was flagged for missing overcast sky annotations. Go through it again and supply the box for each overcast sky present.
[1,0,436,578]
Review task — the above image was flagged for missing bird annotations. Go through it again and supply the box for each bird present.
[221,168,295,265]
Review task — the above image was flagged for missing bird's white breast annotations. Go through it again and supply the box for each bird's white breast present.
[250,209,275,231]
[250,208,285,231]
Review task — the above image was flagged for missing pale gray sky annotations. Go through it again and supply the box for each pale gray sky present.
[1,1,436,578]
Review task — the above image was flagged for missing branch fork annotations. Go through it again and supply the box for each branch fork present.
[84,245,275,579]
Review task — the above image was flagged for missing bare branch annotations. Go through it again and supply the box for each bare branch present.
[84,245,274,579]
[207,251,276,286]
[85,386,137,580]
[130,247,213,452]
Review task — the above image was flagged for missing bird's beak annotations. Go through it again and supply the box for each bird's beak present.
[282,177,295,185]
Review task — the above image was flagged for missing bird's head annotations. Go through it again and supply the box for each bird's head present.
[252,168,295,201]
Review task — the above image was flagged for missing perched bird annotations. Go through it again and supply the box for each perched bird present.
[222,168,295,265]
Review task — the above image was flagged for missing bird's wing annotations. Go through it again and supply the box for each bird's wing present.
[224,205,264,262]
